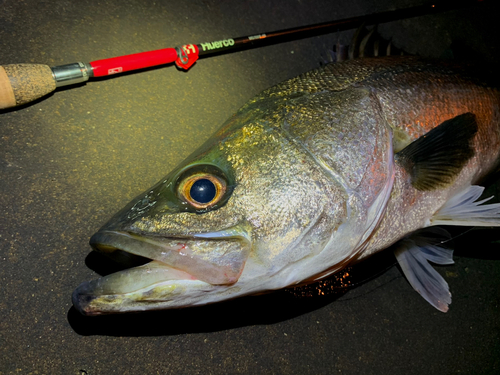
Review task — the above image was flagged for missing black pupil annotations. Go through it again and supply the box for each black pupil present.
[190,178,216,204]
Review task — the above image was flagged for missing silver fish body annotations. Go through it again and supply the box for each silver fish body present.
[73,56,500,315]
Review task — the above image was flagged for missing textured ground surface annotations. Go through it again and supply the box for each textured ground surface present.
[1,0,499,374]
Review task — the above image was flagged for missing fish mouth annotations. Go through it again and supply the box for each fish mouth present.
[73,226,251,315]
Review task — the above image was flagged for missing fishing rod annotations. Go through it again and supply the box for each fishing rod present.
[0,0,485,110]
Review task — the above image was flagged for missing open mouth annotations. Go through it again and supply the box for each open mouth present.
[72,227,251,315]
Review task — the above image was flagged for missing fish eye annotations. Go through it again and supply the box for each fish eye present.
[191,178,216,203]
[178,173,226,209]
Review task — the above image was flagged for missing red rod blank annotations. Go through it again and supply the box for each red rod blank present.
[90,48,178,77]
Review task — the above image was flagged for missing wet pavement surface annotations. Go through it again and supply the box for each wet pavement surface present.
[1,0,499,374]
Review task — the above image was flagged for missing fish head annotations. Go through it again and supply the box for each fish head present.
[73,94,390,315]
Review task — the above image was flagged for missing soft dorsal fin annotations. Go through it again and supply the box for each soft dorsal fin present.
[396,113,478,191]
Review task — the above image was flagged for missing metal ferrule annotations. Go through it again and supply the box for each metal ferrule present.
[51,62,93,87]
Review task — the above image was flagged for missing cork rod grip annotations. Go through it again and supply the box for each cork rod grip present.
[0,64,56,109]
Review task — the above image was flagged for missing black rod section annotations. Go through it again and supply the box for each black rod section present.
[195,0,485,56]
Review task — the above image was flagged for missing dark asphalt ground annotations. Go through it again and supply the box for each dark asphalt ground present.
[1,0,499,374]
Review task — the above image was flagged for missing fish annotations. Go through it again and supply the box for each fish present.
[72,56,500,316]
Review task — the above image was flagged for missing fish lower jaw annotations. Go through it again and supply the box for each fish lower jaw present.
[72,260,212,316]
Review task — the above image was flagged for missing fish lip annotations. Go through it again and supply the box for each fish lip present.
[89,226,252,285]
[71,259,202,316]
[72,285,99,316]
[74,227,252,315]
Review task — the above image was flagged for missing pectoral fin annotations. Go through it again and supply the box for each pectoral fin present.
[394,228,454,312]
[396,113,478,191]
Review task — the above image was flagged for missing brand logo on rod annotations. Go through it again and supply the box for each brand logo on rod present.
[108,67,123,74]
[200,39,235,51]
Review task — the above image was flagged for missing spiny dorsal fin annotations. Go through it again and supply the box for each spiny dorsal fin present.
[396,113,478,191]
